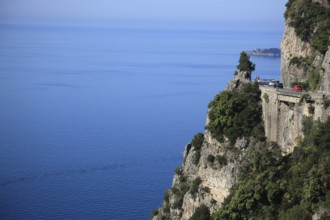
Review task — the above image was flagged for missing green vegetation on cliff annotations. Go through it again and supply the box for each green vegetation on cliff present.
[236,52,255,73]
[206,82,265,144]
[285,0,330,54]
[191,133,205,165]
[189,204,211,220]
[213,117,330,219]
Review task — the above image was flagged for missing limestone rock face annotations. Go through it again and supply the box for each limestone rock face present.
[152,129,254,220]
[280,24,314,88]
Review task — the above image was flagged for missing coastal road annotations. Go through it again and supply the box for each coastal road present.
[259,85,304,97]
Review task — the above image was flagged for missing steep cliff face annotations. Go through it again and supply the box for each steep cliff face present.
[153,1,330,219]
[281,0,330,91]
[152,130,256,220]
[280,24,314,87]
[152,67,260,220]
[270,0,330,154]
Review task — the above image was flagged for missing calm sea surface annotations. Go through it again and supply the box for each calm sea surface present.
[0,24,281,219]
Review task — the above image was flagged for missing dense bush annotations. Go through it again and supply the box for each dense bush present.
[289,56,307,67]
[206,82,265,144]
[191,133,204,149]
[189,204,211,220]
[207,154,215,163]
[190,177,202,196]
[172,183,190,209]
[213,117,330,219]
[191,133,204,165]
[175,167,186,182]
[216,155,227,167]
[175,167,183,176]
[151,209,159,218]
[308,70,321,91]
[323,97,330,109]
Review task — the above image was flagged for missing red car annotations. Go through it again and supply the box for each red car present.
[292,85,302,91]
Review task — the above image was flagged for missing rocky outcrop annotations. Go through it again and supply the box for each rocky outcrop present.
[226,70,251,91]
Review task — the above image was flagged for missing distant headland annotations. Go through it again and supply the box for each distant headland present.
[245,48,281,57]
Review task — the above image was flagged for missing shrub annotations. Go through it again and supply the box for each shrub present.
[299,93,311,103]
[322,97,330,109]
[201,186,210,193]
[190,177,202,196]
[162,204,170,214]
[216,155,227,167]
[289,56,306,67]
[189,204,211,220]
[191,133,204,165]
[207,155,215,163]
[184,144,192,163]
[151,209,159,218]
[172,183,190,209]
[191,133,204,150]
[311,20,330,54]
[163,190,171,203]
[308,70,321,91]
[263,93,269,103]
[193,151,201,166]
[279,205,311,220]
[308,105,315,115]
[175,167,183,176]
[175,167,186,182]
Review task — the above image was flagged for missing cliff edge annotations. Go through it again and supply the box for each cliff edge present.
[152,1,330,219]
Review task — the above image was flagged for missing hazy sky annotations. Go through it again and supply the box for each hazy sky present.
[0,0,288,30]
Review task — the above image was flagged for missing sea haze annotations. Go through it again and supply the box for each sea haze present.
[0,24,281,219]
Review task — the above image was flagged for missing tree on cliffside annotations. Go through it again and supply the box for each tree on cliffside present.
[237,52,255,74]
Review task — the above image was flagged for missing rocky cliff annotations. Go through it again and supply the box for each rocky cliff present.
[152,1,330,219]
[152,57,261,220]
[281,0,330,92]
[268,0,330,154]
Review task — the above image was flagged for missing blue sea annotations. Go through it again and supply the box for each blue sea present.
[0,24,281,220]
